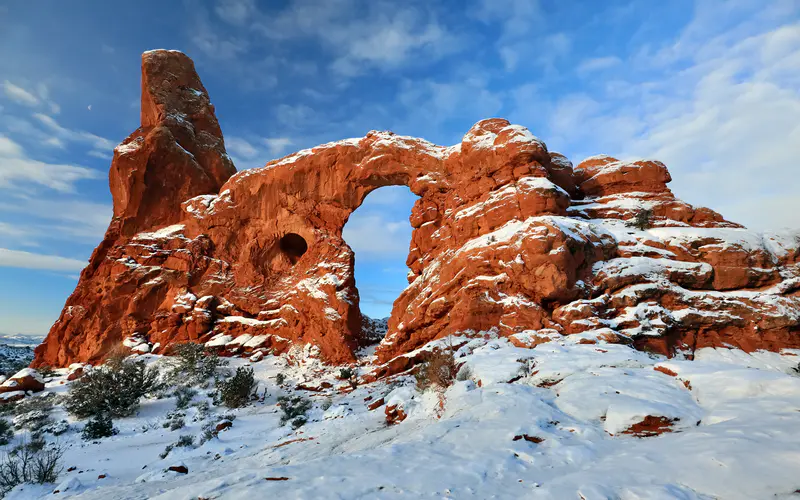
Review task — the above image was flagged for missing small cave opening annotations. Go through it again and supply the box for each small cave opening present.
[279,233,308,264]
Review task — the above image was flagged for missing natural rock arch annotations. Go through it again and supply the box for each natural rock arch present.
[33,50,800,369]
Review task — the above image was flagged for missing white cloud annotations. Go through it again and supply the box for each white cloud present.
[86,150,112,159]
[0,134,101,192]
[32,113,115,156]
[343,212,413,259]
[263,138,293,156]
[247,0,461,77]
[215,0,256,25]
[0,197,111,245]
[225,137,259,159]
[0,248,86,272]
[188,4,249,60]
[577,56,623,74]
[0,135,23,157]
[224,135,294,169]
[2,81,39,106]
[2,81,61,114]
[520,10,800,230]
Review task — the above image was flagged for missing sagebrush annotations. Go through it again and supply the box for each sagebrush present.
[65,356,161,419]
[168,343,225,386]
[215,366,256,408]
[415,347,459,391]
[277,395,311,429]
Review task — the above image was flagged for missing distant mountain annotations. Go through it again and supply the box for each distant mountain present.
[0,333,44,347]
[0,335,39,376]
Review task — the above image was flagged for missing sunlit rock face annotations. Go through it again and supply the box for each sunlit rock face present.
[34,51,800,368]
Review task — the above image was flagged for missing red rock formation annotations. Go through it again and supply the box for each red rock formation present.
[33,50,800,369]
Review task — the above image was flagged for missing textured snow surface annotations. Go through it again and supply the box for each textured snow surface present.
[6,340,800,499]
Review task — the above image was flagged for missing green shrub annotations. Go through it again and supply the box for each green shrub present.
[628,208,654,231]
[168,343,225,386]
[173,386,197,410]
[160,434,195,459]
[81,414,117,440]
[339,368,358,389]
[35,366,58,378]
[215,366,256,408]
[175,434,194,448]
[163,411,186,431]
[277,395,312,427]
[65,357,161,419]
[0,420,13,446]
[0,441,64,495]
[12,394,55,433]
[275,372,286,386]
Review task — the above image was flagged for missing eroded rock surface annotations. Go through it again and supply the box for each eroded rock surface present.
[34,51,800,368]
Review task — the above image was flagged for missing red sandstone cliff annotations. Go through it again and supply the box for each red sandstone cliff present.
[33,51,800,368]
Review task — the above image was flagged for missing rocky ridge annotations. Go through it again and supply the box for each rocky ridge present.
[33,50,800,371]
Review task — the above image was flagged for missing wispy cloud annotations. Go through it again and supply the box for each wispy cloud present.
[0,248,86,272]
[32,113,115,156]
[2,81,61,114]
[3,81,39,106]
[0,134,101,192]
[577,56,623,74]
[343,212,414,260]
[209,0,463,78]
[225,135,295,169]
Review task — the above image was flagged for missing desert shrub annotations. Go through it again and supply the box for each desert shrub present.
[168,343,225,386]
[517,358,536,378]
[275,373,286,386]
[415,348,459,391]
[0,441,64,494]
[160,435,195,459]
[173,386,197,410]
[12,394,55,433]
[44,420,69,437]
[339,368,358,389]
[277,395,311,428]
[35,366,57,379]
[81,414,117,440]
[65,357,161,419]
[0,420,13,446]
[214,366,256,408]
[455,364,473,382]
[163,410,186,431]
[628,208,654,231]
[175,434,194,448]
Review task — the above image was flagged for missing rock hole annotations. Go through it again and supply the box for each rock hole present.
[279,233,308,264]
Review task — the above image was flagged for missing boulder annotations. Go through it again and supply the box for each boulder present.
[0,368,45,394]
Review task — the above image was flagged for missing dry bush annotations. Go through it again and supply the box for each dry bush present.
[0,441,64,494]
[415,347,459,391]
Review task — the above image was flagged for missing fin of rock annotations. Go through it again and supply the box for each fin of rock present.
[33,51,800,369]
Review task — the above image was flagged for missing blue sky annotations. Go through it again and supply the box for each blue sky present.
[0,0,798,335]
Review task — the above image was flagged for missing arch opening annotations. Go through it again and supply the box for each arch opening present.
[342,186,419,341]
[279,233,308,264]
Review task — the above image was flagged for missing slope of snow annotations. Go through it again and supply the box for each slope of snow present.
[5,338,800,499]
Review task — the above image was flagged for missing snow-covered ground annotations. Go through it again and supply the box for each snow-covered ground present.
[5,336,800,499]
